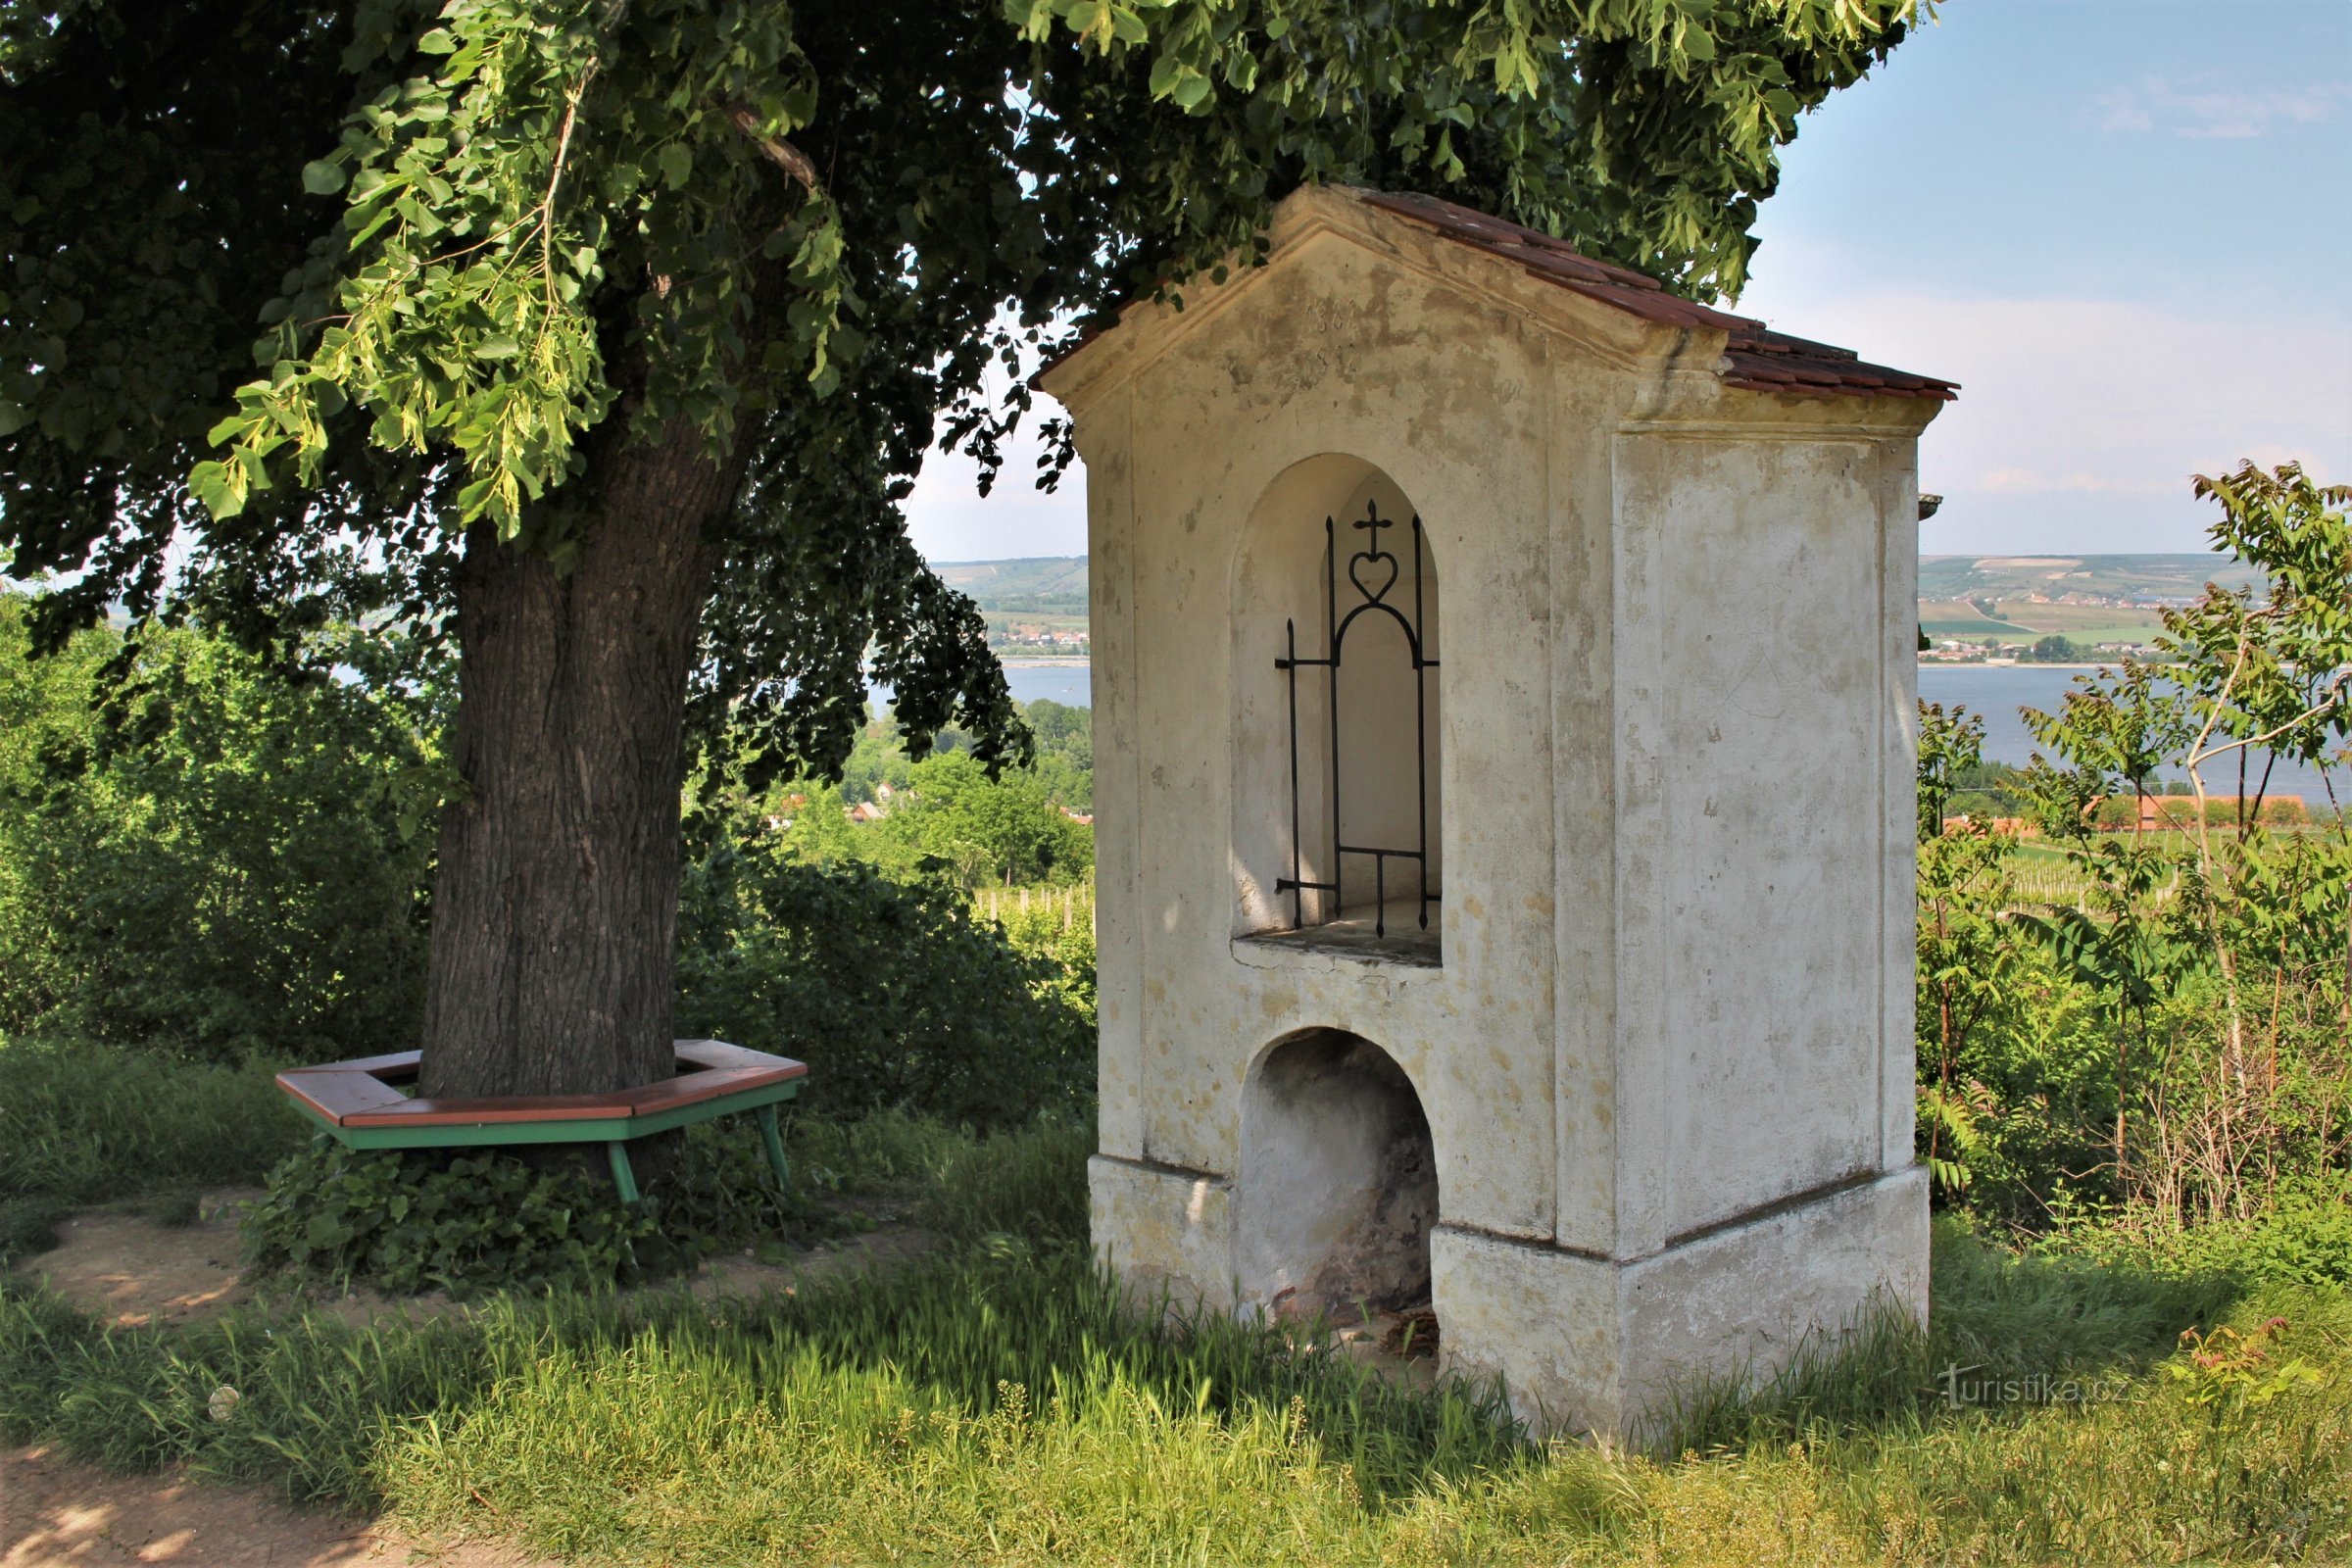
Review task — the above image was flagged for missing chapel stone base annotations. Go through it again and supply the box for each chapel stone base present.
[1091,1155,1929,1443]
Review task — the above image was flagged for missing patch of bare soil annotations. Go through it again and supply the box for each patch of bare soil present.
[12,1189,943,1333]
[1329,1306,1442,1392]
[5,1204,947,1566]
[689,1223,944,1301]
[0,1446,554,1567]
[14,1194,266,1329]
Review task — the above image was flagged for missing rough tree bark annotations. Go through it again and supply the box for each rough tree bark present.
[416,413,743,1102]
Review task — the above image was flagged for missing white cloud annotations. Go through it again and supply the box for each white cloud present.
[2090,88,2155,134]
[1733,285,2352,553]
[2091,75,2346,139]
[903,422,1087,564]
[1977,467,2174,498]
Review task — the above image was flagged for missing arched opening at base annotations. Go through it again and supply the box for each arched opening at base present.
[1236,1029,1439,1329]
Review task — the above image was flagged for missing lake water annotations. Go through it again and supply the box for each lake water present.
[868,661,1093,714]
[884,660,2341,805]
[1917,664,2338,803]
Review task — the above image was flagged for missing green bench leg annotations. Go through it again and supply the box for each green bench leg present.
[606,1141,642,1204]
[756,1103,791,1193]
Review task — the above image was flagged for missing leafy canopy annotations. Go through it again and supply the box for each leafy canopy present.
[2,0,1924,778]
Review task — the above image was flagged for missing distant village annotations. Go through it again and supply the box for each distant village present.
[986,623,1091,653]
[1920,635,2160,664]
[1918,582,2189,664]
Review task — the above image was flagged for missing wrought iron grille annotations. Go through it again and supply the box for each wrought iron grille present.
[1274,500,1440,938]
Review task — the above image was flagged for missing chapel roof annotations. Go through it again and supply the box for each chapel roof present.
[1357,190,1957,401]
[1041,186,1958,404]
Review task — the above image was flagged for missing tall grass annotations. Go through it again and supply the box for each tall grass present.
[5,1239,2345,1564]
[0,1035,307,1263]
[0,1035,305,1200]
[4,1050,2348,1564]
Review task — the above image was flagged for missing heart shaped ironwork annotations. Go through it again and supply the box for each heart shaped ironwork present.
[1348,550,1397,604]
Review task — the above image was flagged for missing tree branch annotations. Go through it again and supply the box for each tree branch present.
[726,106,819,193]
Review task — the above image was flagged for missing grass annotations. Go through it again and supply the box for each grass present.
[0,1035,307,1201]
[0,1034,309,1263]
[5,1040,2350,1564]
[1920,602,2038,638]
[5,1219,2347,1564]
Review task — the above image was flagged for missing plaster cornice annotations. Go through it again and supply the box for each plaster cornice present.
[1039,186,1704,418]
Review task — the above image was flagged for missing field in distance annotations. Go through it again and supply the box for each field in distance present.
[939,553,2263,651]
[1919,553,2262,647]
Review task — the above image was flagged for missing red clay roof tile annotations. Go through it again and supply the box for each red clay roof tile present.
[1359,189,1957,402]
[1035,186,1959,403]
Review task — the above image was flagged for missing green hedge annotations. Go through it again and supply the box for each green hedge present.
[677,845,1090,1129]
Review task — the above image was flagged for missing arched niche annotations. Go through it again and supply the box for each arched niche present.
[1231,455,1443,961]
[1233,1028,1440,1324]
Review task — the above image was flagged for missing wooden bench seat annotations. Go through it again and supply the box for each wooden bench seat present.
[273,1039,809,1202]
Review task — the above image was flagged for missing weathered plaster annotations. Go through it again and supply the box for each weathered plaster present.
[1044,184,1944,1440]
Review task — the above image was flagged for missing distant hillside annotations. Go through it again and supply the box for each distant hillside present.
[934,557,1090,615]
[1918,553,2262,649]
[1918,554,2261,603]
[940,553,2264,652]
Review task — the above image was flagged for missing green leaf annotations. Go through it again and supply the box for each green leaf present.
[0,401,29,438]
[301,159,346,196]
[414,27,457,54]
[1107,5,1150,45]
[188,459,248,520]
[658,143,693,189]
[1004,0,1056,41]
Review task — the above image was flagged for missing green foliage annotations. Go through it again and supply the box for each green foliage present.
[786,701,1097,879]
[677,845,1090,1128]
[2031,633,2081,663]
[867,751,1094,888]
[1920,461,2351,1243]
[7,1205,2352,1563]
[5,0,1927,794]
[2049,1176,2352,1292]
[245,1115,850,1297]
[1914,698,1984,842]
[0,602,439,1059]
[1019,697,1094,799]
[246,1142,662,1297]
[4,1046,2351,1563]
[193,0,1928,533]
[195,0,854,536]
[990,888,1101,1026]
[0,1033,308,1267]
[0,1037,307,1204]
[911,1111,1094,1249]
[2175,462,2352,777]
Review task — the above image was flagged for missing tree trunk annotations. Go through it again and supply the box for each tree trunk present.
[417,415,737,1101]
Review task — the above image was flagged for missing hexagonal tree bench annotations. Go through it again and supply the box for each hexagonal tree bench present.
[274,1039,808,1202]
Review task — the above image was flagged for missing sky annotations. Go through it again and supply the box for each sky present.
[903,0,2352,564]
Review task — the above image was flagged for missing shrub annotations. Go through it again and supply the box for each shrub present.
[0,604,438,1059]
[246,1118,852,1297]
[677,845,1090,1128]
[2046,1176,2352,1291]
[246,1143,664,1296]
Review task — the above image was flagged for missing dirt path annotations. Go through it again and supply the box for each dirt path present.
[0,1446,554,1567]
[12,1190,942,1332]
[6,1197,946,1564]
[16,1196,267,1329]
